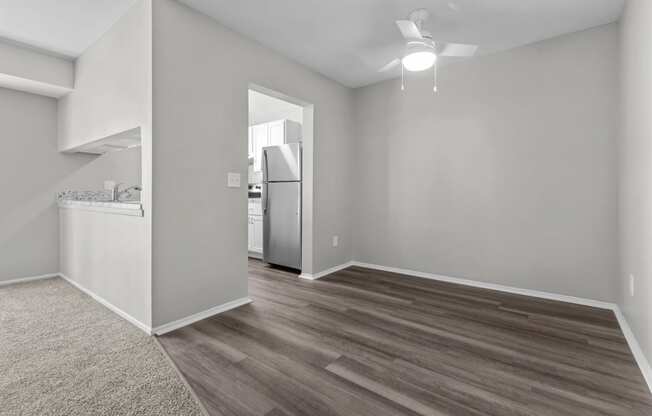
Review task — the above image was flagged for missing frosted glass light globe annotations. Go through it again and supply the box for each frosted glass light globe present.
[402,49,436,72]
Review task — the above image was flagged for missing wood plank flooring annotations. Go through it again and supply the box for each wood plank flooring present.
[158,260,652,416]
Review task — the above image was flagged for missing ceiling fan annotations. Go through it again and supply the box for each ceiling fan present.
[380,9,478,92]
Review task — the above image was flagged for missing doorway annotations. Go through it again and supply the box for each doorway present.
[246,86,314,274]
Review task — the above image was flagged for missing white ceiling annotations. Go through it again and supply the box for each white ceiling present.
[0,0,136,57]
[0,0,624,86]
[181,0,625,87]
[249,90,302,126]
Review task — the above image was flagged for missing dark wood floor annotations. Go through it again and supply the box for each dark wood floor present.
[158,260,652,416]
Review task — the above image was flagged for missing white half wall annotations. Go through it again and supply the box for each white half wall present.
[352,24,619,302]
[59,208,148,327]
[619,0,652,368]
[151,0,354,327]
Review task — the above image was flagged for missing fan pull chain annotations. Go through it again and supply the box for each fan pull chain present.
[401,64,405,91]
[433,61,438,93]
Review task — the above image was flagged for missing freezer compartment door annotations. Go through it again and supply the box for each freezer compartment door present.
[263,181,301,269]
[262,143,301,182]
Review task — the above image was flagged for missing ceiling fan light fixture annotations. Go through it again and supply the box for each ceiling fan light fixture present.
[402,50,437,72]
[382,9,479,91]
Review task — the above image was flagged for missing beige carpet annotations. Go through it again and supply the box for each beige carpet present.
[0,278,205,416]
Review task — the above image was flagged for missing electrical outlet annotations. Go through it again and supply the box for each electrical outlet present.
[332,235,339,248]
[630,274,635,297]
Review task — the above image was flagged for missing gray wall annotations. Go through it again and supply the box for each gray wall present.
[151,0,354,327]
[0,87,141,283]
[619,0,652,363]
[0,88,86,281]
[353,24,619,302]
[80,147,142,190]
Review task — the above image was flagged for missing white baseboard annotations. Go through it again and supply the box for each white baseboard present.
[0,273,59,287]
[350,261,616,310]
[59,273,153,335]
[299,261,354,280]
[153,297,253,335]
[613,306,652,394]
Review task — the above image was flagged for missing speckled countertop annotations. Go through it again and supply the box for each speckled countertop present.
[57,190,143,217]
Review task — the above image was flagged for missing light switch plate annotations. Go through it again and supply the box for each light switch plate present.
[227,172,241,188]
[332,235,339,247]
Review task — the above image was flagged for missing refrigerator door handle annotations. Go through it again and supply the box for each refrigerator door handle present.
[262,149,269,214]
[263,183,268,215]
[263,149,269,184]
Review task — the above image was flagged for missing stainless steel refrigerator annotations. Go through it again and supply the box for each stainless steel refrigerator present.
[262,143,301,269]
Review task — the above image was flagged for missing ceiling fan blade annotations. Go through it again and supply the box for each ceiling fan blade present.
[439,43,478,57]
[378,58,401,72]
[396,20,423,39]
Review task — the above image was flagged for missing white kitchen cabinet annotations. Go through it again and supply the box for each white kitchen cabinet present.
[247,215,254,251]
[250,119,302,173]
[252,124,268,172]
[280,119,303,144]
[252,216,263,253]
[248,213,263,256]
[248,199,262,216]
[248,126,254,158]
[268,120,285,146]
[248,199,263,256]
